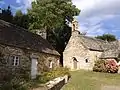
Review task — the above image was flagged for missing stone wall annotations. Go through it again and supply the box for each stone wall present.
[32,76,67,90]
[87,50,103,70]
[63,32,103,70]
[37,53,60,74]
[0,44,60,81]
[0,44,31,81]
[48,79,65,90]
[63,34,89,70]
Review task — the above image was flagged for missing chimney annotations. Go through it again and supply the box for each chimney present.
[71,18,80,36]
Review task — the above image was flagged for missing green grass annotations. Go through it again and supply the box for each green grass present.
[62,70,120,90]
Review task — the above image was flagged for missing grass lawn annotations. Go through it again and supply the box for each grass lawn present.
[62,70,120,90]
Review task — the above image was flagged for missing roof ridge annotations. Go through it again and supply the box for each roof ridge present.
[0,19,60,56]
[0,19,42,37]
[79,35,106,43]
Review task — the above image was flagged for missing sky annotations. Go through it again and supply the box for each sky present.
[0,0,120,39]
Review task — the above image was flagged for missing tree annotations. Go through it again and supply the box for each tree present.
[28,0,80,31]
[46,25,71,65]
[15,10,23,17]
[0,6,13,22]
[48,25,71,52]
[28,0,80,65]
[95,34,117,42]
[13,10,29,29]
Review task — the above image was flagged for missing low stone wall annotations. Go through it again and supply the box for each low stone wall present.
[46,76,68,90]
[33,75,68,90]
[48,79,65,90]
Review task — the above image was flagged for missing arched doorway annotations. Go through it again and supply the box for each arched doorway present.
[73,57,78,69]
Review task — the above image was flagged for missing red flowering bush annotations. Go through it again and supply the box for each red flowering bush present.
[105,60,118,73]
[93,59,118,73]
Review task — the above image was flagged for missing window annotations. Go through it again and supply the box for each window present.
[49,60,53,69]
[12,56,20,66]
[73,24,75,31]
[86,59,88,63]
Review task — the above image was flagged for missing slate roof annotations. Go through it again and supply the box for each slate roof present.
[0,20,60,56]
[101,41,120,58]
[79,35,106,51]
[101,49,119,59]
[78,34,120,58]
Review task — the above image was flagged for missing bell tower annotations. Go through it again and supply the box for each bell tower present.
[72,18,79,32]
[71,18,80,36]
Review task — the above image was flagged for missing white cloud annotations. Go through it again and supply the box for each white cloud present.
[21,0,33,8]
[72,0,120,37]
[79,19,105,36]
[14,0,34,13]
[73,0,120,17]
[16,0,21,3]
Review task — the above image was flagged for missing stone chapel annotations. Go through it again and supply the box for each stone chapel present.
[63,18,120,70]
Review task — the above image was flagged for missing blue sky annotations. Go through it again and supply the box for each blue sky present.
[72,0,120,39]
[0,0,120,39]
[0,0,33,13]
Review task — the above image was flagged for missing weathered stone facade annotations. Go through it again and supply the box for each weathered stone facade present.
[63,31,102,70]
[63,31,89,70]
[0,19,60,80]
[0,44,59,80]
[63,19,120,71]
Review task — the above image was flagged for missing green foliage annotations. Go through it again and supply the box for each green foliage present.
[36,67,71,84]
[28,0,80,65]
[0,68,30,90]
[0,6,13,23]
[0,67,70,89]
[0,7,29,29]
[28,0,80,30]
[13,10,29,29]
[95,34,117,42]
[93,60,107,72]
[0,78,28,90]
[93,59,118,73]
[47,25,71,53]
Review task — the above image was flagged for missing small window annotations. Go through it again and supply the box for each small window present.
[12,56,20,66]
[85,59,89,63]
[73,24,75,31]
[49,60,53,69]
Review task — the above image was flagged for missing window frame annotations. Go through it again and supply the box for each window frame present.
[12,56,20,66]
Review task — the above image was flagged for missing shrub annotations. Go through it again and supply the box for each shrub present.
[105,60,118,73]
[0,66,70,89]
[0,76,28,90]
[0,67,30,90]
[93,60,107,72]
[36,67,71,84]
[93,59,118,73]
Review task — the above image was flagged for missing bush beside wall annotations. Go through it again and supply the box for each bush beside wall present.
[93,59,118,73]
[36,67,71,84]
[0,67,70,90]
